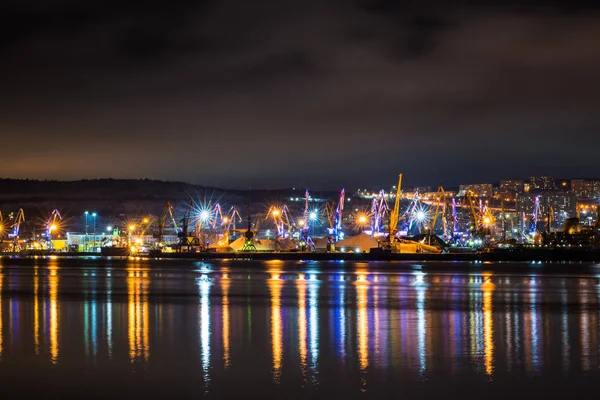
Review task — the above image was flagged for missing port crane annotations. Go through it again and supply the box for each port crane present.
[388,174,403,239]
[370,190,388,236]
[333,188,345,241]
[9,208,25,252]
[42,209,62,249]
[155,201,178,246]
[323,201,336,231]
[222,206,242,232]
[266,204,292,238]
[178,199,201,252]
[298,189,314,250]
[430,186,451,239]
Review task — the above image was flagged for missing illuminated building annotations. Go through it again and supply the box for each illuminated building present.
[499,180,525,195]
[571,179,600,199]
[459,183,494,197]
[528,176,554,192]
[517,192,576,231]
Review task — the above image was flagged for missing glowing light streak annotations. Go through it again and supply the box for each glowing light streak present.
[297,278,307,376]
[356,274,369,371]
[416,285,427,375]
[308,280,319,378]
[561,291,569,372]
[483,284,494,377]
[34,272,40,355]
[580,290,590,372]
[128,270,150,363]
[198,276,211,391]
[338,280,346,359]
[49,269,59,364]
[268,274,283,383]
[106,273,113,358]
[222,277,231,368]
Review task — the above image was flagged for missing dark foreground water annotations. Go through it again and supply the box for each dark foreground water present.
[1,258,600,398]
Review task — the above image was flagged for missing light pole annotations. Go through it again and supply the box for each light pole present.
[92,212,97,252]
[84,211,89,252]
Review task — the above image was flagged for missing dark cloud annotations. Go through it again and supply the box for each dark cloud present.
[1,1,599,189]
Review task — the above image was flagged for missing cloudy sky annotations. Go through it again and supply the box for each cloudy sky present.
[1,0,599,189]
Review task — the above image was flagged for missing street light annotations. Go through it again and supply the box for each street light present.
[84,211,89,251]
[92,213,97,252]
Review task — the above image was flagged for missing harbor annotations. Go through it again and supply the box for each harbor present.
[1,175,599,264]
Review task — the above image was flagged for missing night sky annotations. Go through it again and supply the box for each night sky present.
[2,1,599,190]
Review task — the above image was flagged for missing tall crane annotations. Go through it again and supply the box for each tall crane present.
[323,201,336,231]
[222,206,242,232]
[388,174,403,238]
[43,209,62,248]
[370,190,388,236]
[155,201,178,245]
[266,204,292,238]
[464,190,481,236]
[9,209,25,252]
[430,186,447,236]
[334,188,345,241]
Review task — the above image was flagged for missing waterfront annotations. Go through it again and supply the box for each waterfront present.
[1,259,600,398]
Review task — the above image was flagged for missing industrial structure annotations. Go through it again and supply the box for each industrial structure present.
[0,173,599,255]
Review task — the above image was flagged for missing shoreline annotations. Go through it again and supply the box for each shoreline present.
[3,248,600,262]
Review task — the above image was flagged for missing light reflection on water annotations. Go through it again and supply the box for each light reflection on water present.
[0,260,599,396]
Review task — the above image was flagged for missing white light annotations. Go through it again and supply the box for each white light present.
[416,211,426,221]
[355,247,360,253]
[106,226,113,232]
[200,210,210,221]
[309,212,317,221]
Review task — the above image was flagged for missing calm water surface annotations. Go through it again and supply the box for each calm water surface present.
[0,258,600,398]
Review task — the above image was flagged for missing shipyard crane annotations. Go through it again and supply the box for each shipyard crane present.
[178,199,201,252]
[138,216,156,236]
[465,190,479,234]
[222,206,242,232]
[9,209,25,252]
[266,204,292,238]
[211,203,223,230]
[43,209,62,248]
[323,201,336,231]
[388,174,403,238]
[370,190,388,236]
[430,186,452,239]
[155,201,178,246]
[298,189,314,250]
[430,187,446,235]
[333,189,345,241]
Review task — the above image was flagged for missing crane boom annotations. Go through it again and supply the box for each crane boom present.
[430,186,446,231]
[389,174,403,235]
